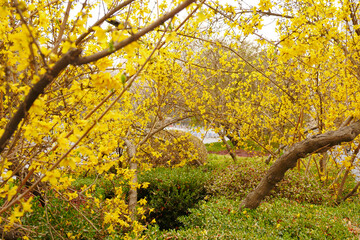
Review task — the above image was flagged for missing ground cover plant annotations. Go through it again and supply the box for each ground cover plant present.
[146,197,360,240]
[137,166,211,230]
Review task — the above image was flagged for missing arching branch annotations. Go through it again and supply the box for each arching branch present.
[0,48,82,154]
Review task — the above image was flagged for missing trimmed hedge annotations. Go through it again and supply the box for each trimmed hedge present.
[138,166,211,229]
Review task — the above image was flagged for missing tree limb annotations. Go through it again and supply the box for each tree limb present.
[0,48,82,154]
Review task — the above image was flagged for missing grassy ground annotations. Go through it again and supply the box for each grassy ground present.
[142,152,360,239]
[145,196,360,239]
[205,140,262,153]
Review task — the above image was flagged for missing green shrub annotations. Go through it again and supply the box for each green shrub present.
[138,166,211,230]
[22,192,102,239]
[205,162,263,199]
[205,141,229,152]
[273,171,330,204]
[205,158,332,204]
[205,139,262,153]
[72,175,117,200]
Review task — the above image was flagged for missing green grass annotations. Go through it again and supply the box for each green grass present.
[205,139,262,152]
[205,141,230,152]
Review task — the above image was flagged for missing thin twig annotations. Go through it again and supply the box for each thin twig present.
[52,0,73,54]
[75,0,136,45]
[13,0,48,69]
[54,189,101,234]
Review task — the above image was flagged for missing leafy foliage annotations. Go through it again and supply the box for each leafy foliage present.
[142,154,360,238]
[139,129,208,167]
[206,158,331,204]
[138,166,211,230]
[22,192,103,239]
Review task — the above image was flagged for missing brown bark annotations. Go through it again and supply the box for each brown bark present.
[240,120,360,209]
[123,139,137,220]
[220,132,237,163]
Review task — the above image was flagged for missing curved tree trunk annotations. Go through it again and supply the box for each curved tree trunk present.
[240,121,360,209]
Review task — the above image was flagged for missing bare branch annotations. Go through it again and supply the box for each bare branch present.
[173,33,296,102]
[236,9,294,19]
[52,0,73,54]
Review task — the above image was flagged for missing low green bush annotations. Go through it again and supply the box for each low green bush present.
[205,139,262,153]
[139,129,208,167]
[72,175,118,200]
[205,141,230,152]
[206,158,332,204]
[205,161,263,199]
[138,166,211,230]
[22,192,102,239]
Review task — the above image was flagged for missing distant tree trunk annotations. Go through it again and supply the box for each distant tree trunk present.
[319,152,328,174]
[128,161,138,220]
[124,139,138,220]
[226,134,239,148]
[240,121,360,209]
[220,132,237,163]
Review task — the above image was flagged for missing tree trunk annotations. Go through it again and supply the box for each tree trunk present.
[220,132,237,163]
[128,161,138,220]
[240,121,360,209]
[123,139,138,221]
[319,152,328,174]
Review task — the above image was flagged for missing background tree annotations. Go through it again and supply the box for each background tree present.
[158,0,360,210]
[233,0,360,209]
